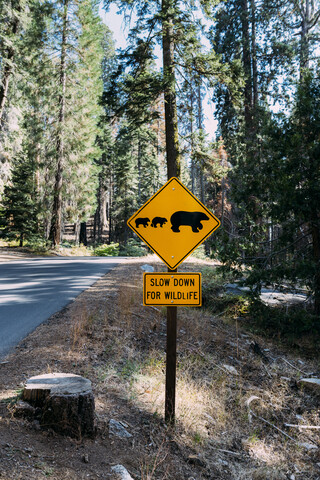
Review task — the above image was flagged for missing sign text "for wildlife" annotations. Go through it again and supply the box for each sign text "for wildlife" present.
[143,273,202,306]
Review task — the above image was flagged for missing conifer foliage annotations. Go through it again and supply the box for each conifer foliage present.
[1,146,39,246]
[0,0,320,319]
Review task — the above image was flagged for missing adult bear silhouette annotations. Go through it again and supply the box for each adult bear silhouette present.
[151,217,167,228]
[170,211,209,233]
[135,217,150,228]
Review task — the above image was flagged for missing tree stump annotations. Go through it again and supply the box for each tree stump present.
[22,373,95,438]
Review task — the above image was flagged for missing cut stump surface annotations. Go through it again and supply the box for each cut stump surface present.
[23,373,95,438]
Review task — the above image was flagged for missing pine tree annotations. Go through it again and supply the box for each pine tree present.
[48,0,105,246]
[103,0,207,179]
[19,0,55,239]
[206,0,320,314]
[0,0,29,127]
[93,26,118,244]
[62,0,104,232]
[264,72,320,314]
[0,145,39,246]
[109,120,159,244]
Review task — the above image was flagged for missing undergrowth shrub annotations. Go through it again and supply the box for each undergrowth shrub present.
[201,264,319,351]
[119,238,147,257]
[24,237,49,252]
[191,245,208,259]
[247,300,320,339]
[94,243,120,256]
[201,265,248,315]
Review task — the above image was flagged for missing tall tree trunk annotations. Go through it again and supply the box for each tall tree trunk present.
[161,0,180,426]
[219,141,226,229]
[93,210,98,245]
[300,0,310,75]
[49,0,68,246]
[189,78,195,193]
[93,177,101,245]
[75,221,80,244]
[0,0,21,128]
[108,178,113,244]
[100,188,108,239]
[137,135,142,203]
[197,83,205,204]
[250,0,258,112]
[0,63,13,128]
[241,0,253,138]
[79,222,87,246]
[311,223,320,315]
[161,0,180,180]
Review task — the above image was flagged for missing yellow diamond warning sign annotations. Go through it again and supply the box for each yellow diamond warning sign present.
[143,273,202,306]
[127,177,220,270]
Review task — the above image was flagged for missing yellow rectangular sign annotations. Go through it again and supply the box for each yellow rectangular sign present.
[143,273,202,306]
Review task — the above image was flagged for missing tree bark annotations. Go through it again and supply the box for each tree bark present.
[80,222,87,246]
[161,1,180,424]
[161,0,180,180]
[300,0,310,74]
[189,80,195,193]
[311,223,320,315]
[75,220,80,244]
[197,83,205,204]
[250,0,258,112]
[108,178,113,244]
[49,0,68,246]
[23,373,95,438]
[100,188,108,237]
[0,63,13,128]
[137,134,142,203]
[241,0,253,138]
[0,0,21,128]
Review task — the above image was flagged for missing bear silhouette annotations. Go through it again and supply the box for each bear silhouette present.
[135,217,150,228]
[151,217,167,228]
[170,211,209,233]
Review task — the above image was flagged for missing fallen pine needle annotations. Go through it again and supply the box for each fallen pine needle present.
[285,424,320,430]
[246,396,296,442]
[281,358,307,375]
[141,304,160,312]
[250,410,296,441]
[210,447,243,457]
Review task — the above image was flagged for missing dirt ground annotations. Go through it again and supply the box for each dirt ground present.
[0,255,319,479]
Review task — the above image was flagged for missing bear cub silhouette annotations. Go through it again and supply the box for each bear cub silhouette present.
[170,211,209,233]
[151,217,167,228]
[135,217,150,228]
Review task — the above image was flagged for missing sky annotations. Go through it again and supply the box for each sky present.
[99,4,218,139]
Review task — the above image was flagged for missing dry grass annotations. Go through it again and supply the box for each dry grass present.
[81,259,320,478]
[0,256,320,479]
[90,260,320,478]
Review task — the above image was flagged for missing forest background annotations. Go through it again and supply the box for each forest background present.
[0,0,320,332]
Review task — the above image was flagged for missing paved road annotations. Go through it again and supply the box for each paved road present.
[0,257,125,358]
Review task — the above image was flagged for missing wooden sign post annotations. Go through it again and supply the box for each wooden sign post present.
[165,295,177,425]
[127,177,220,425]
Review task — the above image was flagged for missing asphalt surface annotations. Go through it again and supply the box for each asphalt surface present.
[0,256,125,359]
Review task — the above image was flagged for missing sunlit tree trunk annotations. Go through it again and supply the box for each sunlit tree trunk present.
[50,0,68,246]
[161,0,180,180]
[311,223,320,315]
[0,0,21,128]
[241,0,252,138]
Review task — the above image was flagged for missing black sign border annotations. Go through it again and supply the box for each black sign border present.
[127,177,220,270]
